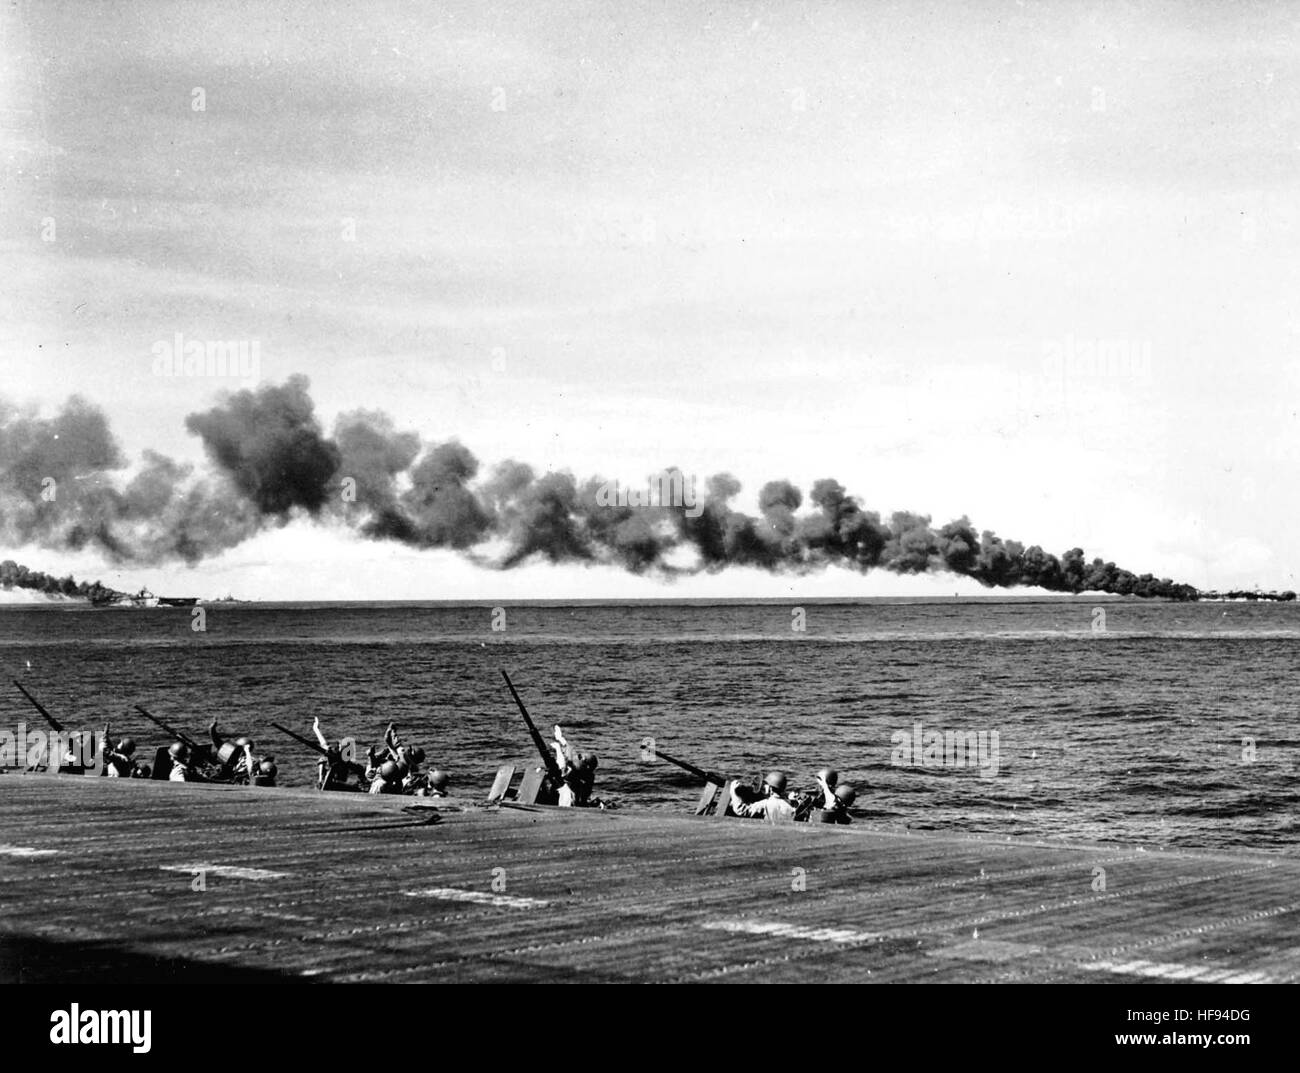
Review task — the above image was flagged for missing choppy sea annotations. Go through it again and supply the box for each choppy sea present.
[2,597,1297,853]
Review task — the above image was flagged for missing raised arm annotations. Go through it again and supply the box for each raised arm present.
[312,716,328,751]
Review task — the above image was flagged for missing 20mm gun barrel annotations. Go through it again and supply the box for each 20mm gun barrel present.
[13,680,65,733]
[269,721,328,757]
[133,704,201,752]
[641,738,728,786]
[500,669,564,785]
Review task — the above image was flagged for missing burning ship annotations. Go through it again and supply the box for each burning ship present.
[91,588,198,608]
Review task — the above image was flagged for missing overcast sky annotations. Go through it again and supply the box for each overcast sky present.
[2,1,1298,598]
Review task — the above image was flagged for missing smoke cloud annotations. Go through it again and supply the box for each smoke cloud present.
[0,378,1202,599]
[184,374,340,516]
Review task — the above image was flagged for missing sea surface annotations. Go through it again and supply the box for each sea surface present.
[2,597,1298,854]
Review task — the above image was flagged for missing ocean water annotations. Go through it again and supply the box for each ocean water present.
[2,597,1297,853]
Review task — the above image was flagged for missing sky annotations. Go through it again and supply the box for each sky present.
[1,0,1298,599]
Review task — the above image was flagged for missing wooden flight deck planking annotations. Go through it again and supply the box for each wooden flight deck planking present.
[0,774,1297,984]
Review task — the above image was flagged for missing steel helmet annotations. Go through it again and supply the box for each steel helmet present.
[235,736,252,749]
[834,783,857,807]
[817,767,838,787]
[168,742,188,760]
[579,753,598,771]
[379,759,402,782]
[258,759,277,777]
[426,769,449,790]
[763,770,787,794]
[408,746,426,766]
[118,737,136,755]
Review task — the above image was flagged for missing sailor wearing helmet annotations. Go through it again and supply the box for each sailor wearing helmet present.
[732,770,797,822]
[551,724,599,807]
[166,741,202,782]
[102,723,148,778]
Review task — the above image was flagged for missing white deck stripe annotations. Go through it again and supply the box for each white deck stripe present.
[1218,970,1269,984]
[0,845,57,858]
[161,862,289,880]
[1162,965,1211,980]
[1082,958,1278,983]
[404,887,549,909]
[702,919,879,944]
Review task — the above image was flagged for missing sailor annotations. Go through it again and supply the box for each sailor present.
[383,724,426,780]
[101,727,142,778]
[733,770,796,822]
[374,724,432,795]
[814,767,839,804]
[418,769,450,797]
[794,767,839,820]
[825,783,856,824]
[250,756,278,787]
[209,720,255,783]
[400,747,427,791]
[166,742,202,782]
[366,753,406,794]
[312,717,368,791]
[365,738,408,794]
[552,725,599,807]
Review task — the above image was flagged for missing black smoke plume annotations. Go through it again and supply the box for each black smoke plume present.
[0,378,1202,600]
[0,559,124,602]
[184,374,340,515]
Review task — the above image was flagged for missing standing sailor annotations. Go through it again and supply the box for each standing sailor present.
[384,724,426,782]
[551,725,599,807]
[312,717,368,791]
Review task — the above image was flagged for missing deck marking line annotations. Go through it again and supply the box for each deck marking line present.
[1219,970,1270,984]
[161,863,289,880]
[0,845,58,858]
[403,887,549,909]
[1134,961,1189,978]
[1080,958,1279,983]
[1162,965,1211,980]
[701,919,879,944]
